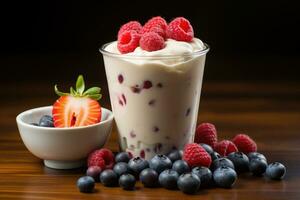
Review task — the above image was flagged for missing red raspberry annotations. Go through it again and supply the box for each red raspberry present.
[183,143,212,168]
[117,30,141,54]
[118,21,142,38]
[232,134,257,154]
[139,32,165,52]
[166,17,194,42]
[195,123,218,148]
[214,140,238,157]
[87,148,115,169]
[142,16,167,39]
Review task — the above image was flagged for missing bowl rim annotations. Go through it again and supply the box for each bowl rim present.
[16,106,114,131]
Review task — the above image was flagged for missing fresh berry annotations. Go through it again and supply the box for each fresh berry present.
[140,168,159,187]
[149,154,172,174]
[139,32,165,52]
[115,152,132,163]
[177,173,200,194]
[213,166,237,188]
[100,169,118,187]
[38,115,54,127]
[166,17,194,42]
[118,21,142,38]
[88,148,115,169]
[200,143,214,154]
[249,157,268,176]
[128,157,149,177]
[211,157,235,172]
[232,134,257,154]
[142,26,166,40]
[159,169,179,189]
[52,75,102,127]
[143,16,167,32]
[195,123,218,148]
[113,162,131,176]
[183,143,212,168]
[172,160,190,175]
[77,176,95,193]
[210,151,221,161]
[86,166,102,182]
[227,152,249,173]
[167,150,183,162]
[266,162,286,180]
[192,166,213,188]
[214,140,238,157]
[117,30,141,54]
[119,174,136,190]
[247,152,267,162]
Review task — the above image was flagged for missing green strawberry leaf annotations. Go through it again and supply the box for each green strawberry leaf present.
[83,87,101,96]
[76,75,85,95]
[70,87,77,96]
[87,94,102,100]
[54,85,69,97]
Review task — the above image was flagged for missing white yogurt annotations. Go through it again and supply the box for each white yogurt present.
[101,38,208,160]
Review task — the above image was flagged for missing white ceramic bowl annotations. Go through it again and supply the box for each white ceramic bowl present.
[16,106,114,169]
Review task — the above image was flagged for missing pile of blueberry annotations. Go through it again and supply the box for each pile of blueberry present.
[31,115,54,127]
[77,143,286,194]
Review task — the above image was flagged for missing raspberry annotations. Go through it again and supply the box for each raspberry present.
[166,17,194,42]
[87,148,115,169]
[214,140,238,157]
[139,32,165,52]
[183,143,212,168]
[232,134,257,154]
[117,30,141,54]
[143,16,167,31]
[118,21,142,38]
[195,123,218,148]
[142,16,167,39]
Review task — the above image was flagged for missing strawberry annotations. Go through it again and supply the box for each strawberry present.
[52,75,102,128]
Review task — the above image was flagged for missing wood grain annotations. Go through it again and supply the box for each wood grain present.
[0,82,299,200]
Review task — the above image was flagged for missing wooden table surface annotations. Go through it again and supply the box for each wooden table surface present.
[1,81,300,200]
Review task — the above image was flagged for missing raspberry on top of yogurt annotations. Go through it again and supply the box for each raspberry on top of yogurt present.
[116,16,197,53]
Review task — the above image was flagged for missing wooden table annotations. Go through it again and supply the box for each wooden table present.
[1,82,299,200]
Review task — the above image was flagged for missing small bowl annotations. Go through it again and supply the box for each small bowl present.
[16,106,114,169]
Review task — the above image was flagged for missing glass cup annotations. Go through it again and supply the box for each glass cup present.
[100,43,209,160]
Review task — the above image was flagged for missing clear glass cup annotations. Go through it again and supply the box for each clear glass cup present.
[100,43,209,160]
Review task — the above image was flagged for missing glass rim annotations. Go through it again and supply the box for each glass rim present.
[99,41,210,59]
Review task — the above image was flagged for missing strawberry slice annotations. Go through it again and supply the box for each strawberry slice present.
[52,75,102,128]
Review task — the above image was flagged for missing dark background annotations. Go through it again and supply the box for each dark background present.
[1,0,299,84]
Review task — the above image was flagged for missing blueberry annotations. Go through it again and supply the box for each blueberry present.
[100,169,118,187]
[266,162,286,180]
[172,160,190,175]
[86,166,102,182]
[140,168,159,187]
[213,166,237,188]
[119,174,136,190]
[115,152,131,163]
[77,176,95,193]
[128,157,149,177]
[159,169,179,189]
[113,162,131,176]
[249,157,268,176]
[247,152,267,162]
[211,157,235,171]
[149,154,172,174]
[177,173,200,194]
[167,150,183,162]
[227,152,249,173]
[210,151,221,161]
[192,166,213,188]
[200,143,214,154]
[38,115,54,127]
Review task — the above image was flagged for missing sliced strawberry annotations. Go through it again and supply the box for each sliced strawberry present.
[52,75,102,128]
